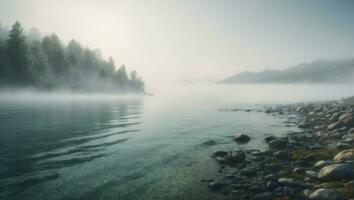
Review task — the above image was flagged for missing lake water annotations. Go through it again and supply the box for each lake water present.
[1,84,354,200]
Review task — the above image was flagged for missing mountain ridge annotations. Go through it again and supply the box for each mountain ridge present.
[220,58,354,84]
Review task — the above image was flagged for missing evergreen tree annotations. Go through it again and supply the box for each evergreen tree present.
[6,21,30,84]
[0,40,9,82]
[116,65,129,85]
[129,70,144,91]
[0,21,145,92]
[42,34,68,76]
[29,41,51,87]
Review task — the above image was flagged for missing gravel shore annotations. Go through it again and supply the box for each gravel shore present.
[208,96,354,200]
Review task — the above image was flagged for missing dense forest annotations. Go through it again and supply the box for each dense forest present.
[0,21,144,93]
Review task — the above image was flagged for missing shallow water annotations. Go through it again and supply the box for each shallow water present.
[0,84,353,200]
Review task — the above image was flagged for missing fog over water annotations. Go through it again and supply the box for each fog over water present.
[1,0,354,199]
[1,84,354,200]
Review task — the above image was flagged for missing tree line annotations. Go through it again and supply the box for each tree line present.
[0,21,144,92]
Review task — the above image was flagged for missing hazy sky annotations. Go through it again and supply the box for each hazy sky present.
[1,0,354,86]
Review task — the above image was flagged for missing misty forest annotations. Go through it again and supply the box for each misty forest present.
[0,21,144,92]
[2,1,354,200]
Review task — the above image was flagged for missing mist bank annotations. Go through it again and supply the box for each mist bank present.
[0,21,144,93]
[220,58,354,84]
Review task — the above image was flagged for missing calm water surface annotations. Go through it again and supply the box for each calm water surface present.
[1,84,354,200]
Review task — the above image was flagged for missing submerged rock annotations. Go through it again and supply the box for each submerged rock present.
[208,180,226,191]
[228,150,245,163]
[309,188,344,200]
[202,140,217,146]
[268,138,288,150]
[233,134,251,143]
[212,150,228,158]
[264,136,276,143]
[333,149,354,162]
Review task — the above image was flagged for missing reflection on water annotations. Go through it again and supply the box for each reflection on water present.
[0,99,142,198]
[1,84,353,200]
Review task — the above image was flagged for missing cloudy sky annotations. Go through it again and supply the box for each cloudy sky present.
[1,0,354,86]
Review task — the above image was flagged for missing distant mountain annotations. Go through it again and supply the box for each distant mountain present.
[220,59,354,84]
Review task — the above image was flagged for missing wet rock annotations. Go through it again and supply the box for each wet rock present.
[212,150,228,158]
[333,149,354,162]
[268,138,288,150]
[228,150,246,163]
[303,189,313,198]
[314,160,333,169]
[254,192,273,200]
[344,180,354,197]
[318,163,354,181]
[309,144,323,150]
[305,170,318,178]
[214,157,227,164]
[278,178,302,187]
[309,188,345,200]
[208,180,226,191]
[202,140,217,146]
[293,167,308,173]
[266,181,279,190]
[339,112,354,127]
[252,149,273,156]
[283,186,294,195]
[296,106,307,113]
[264,163,282,173]
[240,166,258,176]
[264,136,276,143]
[299,123,311,128]
[336,142,351,149]
[328,121,342,131]
[233,134,250,143]
[273,150,288,159]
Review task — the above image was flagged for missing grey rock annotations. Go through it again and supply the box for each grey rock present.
[268,138,288,150]
[336,142,351,149]
[265,136,276,143]
[233,134,251,143]
[228,150,246,163]
[314,160,333,169]
[254,192,273,200]
[309,188,344,200]
[212,150,228,158]
[305,170,318,178]
[318,163,354,181]
[303,189,313,198]
[208,181,226,191]
[293,167,307,173]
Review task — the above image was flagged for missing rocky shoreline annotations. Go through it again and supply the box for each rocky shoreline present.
[207,96,354,200]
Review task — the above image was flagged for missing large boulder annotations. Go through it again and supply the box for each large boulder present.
[233,134,250,143]
[309,188,344,200]
[333,149,354,162]
[318,163,354,181]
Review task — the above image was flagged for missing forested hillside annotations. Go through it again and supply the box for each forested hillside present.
[0,21,144,92]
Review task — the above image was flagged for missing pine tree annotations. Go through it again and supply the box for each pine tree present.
[6,21,30,84]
